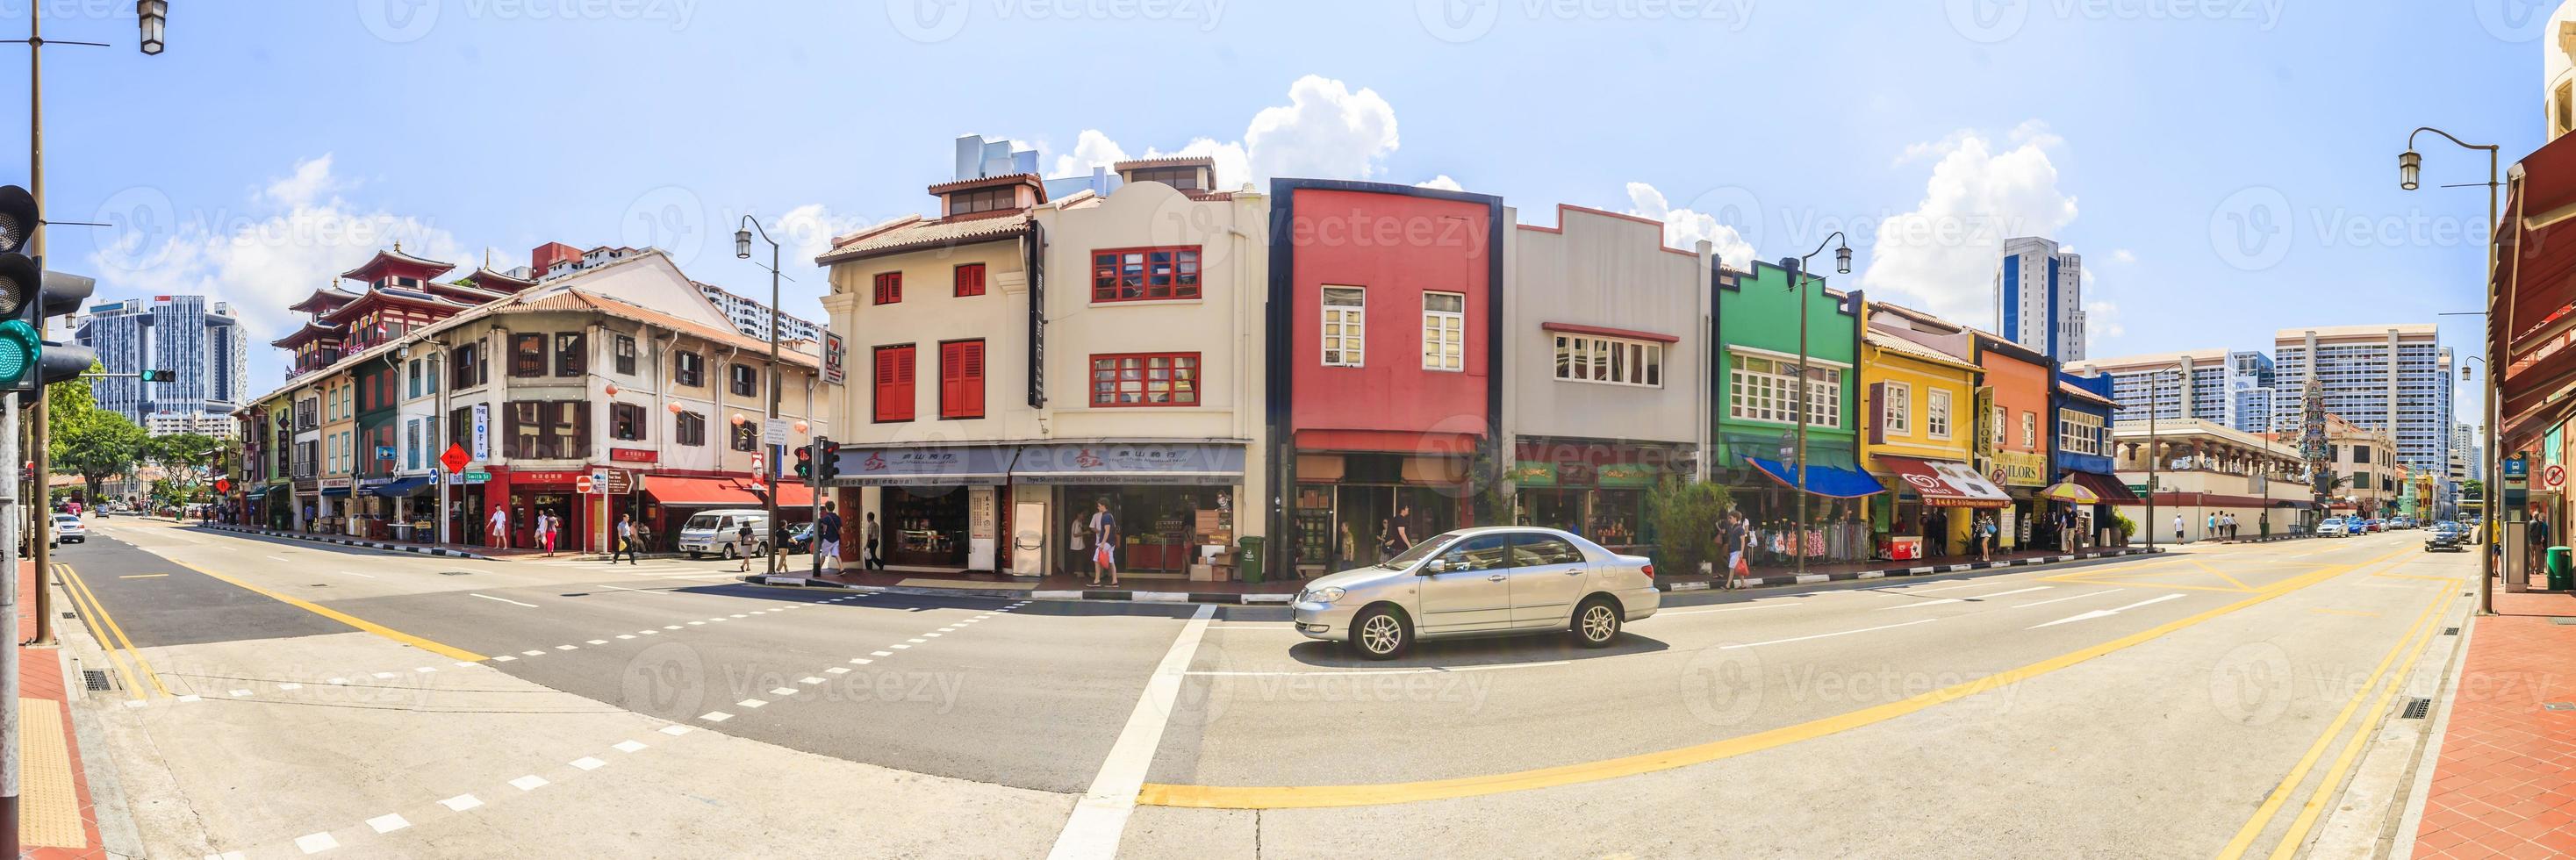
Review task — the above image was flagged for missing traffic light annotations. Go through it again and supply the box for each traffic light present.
[793,445,813,480]
[0,184,96,391]
[814,438,840,484]
[139,369,175,383]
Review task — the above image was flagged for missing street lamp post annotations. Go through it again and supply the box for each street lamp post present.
[735,217,783,577]
[1783,233,1851,577]
[2401,126,2501,615]
[2144,364,2182,550]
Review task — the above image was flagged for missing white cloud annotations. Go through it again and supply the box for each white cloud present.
[1416,175,1463,191]
[2110,248,2136,264]
[92,155,465,382]
[1047,75,1400,191]
[2084,298,2124,339]
[1857,122,2078,325]
[1624,182,1757,265]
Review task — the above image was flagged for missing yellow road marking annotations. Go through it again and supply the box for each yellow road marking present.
[1138,545,2421,809]
[2214,585,2455,859]
[2370,572,2463,582]
[116,574,167,579]
[2307,607,2381,618]
[54,563,168,698]
[2263,590,2458,859]
[169,560,485,663]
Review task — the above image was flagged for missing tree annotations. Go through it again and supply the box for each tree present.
[2459,478,2485,501]
[47,362,150,502]
[1647,477,1733,583]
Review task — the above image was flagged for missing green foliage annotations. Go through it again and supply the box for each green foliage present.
[1647,477,1733,579]
[2112,512,2138,543]
[48,362,147,500]
[2459,478,2484,500]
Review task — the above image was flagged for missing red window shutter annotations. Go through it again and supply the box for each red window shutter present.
[960,340,985,418]
[875,346,916,422]
[939,341,965,419]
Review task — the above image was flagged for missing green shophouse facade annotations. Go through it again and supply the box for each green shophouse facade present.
[1710,260,1868,514]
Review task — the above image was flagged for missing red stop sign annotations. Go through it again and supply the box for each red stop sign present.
[441,443,470,474]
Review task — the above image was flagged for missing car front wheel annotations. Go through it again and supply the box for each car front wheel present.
[1572,598,1621,648]
[1351,606,1409,660]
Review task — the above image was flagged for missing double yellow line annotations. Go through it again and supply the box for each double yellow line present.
[54,562,169,699]
[2215,564,2460,859]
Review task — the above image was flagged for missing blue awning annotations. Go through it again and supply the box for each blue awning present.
[1747,457,1886,498]
[367,477,434,498]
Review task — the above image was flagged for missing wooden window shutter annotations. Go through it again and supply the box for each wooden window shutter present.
[1868,382,1887,446]
[960,340,985,417]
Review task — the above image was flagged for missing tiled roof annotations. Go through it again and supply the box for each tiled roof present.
[286,287,362,313]
[924,172,1044,195]
[339,247,456,281]
[814,211,1030,265]
[1865,328,1977,369]
[2056,379,2118,406]
[518,290,820,369]
[1113,156,1213,171]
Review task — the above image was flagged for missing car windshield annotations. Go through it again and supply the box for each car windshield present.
[683,514,723,532]
[1379,531,1463,568]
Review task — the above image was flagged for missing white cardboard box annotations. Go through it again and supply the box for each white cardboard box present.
[1188,563,1216,581]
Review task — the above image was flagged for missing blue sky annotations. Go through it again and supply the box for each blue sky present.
[0,0,2540,412]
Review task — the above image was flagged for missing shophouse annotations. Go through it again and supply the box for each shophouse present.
[1710,262,1875,564]
[1859,302,1997,561]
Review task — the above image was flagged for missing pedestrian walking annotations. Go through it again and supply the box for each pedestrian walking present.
[611,514,638,564]
[1088,498,1120,587]
[2174,512,2185,542]
[2206,513,2218,541]
[1381,504,1414,563]
[865,512,886,571]
[1723,510,1752,589]
[539,511,558,556]
[488,505,509,550]
[814,502,843,574]
[734,520,756,573]
[1976,514,1994,562]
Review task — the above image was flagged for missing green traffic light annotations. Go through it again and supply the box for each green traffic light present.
[0,319,36,388]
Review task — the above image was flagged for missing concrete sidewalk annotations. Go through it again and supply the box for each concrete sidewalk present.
[17,560,105,858]
[2407,575,2576,858]
[194,522,512,560]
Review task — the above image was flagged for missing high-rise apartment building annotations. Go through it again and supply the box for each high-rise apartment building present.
[2270,325,2453,477]
[72,296,247,433]
[2068,348,2275,431]
[506,241,821,342]
[1994,235,2085,361]
[696,282,823,343]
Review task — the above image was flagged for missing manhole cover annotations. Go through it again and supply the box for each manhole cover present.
[2552,618,2576,626]
[2403,698,2434,719]
[56,612,72,620]
[80,670,110,692]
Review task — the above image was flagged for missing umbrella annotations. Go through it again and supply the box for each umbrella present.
[2038,482,2101,504]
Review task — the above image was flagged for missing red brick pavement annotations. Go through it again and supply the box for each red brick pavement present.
[2413,568,2576,859]
[17,560,104,859]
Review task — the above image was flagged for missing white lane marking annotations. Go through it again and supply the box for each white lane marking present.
[825,667,851,674]
[276,683,301,690]
[1718,618,1939,650]
[686,621,706,626]
[438,794,481,812]
[470,593,538,608]
[372,672,397,679]
[737,699,767,708]
[554,645,578,651]
[769,687,800,697]
[1649,603,1790,617]
[267,555,291,563]
[366,813,410,834]
[599,584,666,595]
[907,638,929,643]
[614,740,648,753]
[413,667,436,674]
[659,725,692,736]
[520,650,545,656]
[2013,588,2128,608]
[585,640,609,645]
[664,625,683,630]
[1046,605,1215,860]
[1890,580,2007,595]
[1876,585,2054,610]
[2029,593,2188,629]
[509,775,548,791]
[570,756,606,770]
[850,657,875,664]
[492,656,516,663]
[798,677,825,684]
[294,832,339,854]
[334,570,377,579]
[1185,661,1570,677]
[616,634,635,640]
[228,689,251,697]
[699,712,732,722]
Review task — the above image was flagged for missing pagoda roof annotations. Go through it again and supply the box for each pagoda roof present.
[340,247,456,283]
[285,286,362,315]
[463,268,536,292]
[317,286,480,325]
[269,321,345,349]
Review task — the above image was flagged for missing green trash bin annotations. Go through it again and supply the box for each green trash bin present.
[1237,536,1266,584]
[2551,546,2573,591]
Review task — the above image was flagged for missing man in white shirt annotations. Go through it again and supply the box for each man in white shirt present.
[488,505,509,550]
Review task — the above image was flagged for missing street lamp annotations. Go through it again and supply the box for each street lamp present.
[1783,231,1851,577]
[136,0,165,54]
[2400,125,2501,615]
[2143,363,2183,550]
[735,215,789,577]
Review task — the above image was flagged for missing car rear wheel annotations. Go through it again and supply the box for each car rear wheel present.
[721,544,737,560]
[1351,606,1409,660]
[1572,598,1621,648]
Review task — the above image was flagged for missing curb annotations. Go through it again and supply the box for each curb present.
[1663,547,2166,591]
[195,524,493,560]
[739,548,2168,605]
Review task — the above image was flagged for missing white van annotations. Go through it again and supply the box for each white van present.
[678,509,771,559]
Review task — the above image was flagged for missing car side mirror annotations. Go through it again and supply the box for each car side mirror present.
[1423,558,1449,575]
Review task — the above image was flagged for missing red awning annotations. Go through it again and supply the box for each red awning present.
[1874,455,2010,508]
[646,477,763,506]
[2495,132,2576,448]
[2067,470,2141,505]
[756,481,817,507]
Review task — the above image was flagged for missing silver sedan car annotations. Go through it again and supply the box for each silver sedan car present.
[1292,526,1660,659]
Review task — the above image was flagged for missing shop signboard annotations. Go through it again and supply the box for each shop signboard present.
[836,446,1013,486]
[609,448,658,464]
[1994,451,2048,487]
[822,331,846,386]
[471,404,492,461]
[1009,444,1246,485]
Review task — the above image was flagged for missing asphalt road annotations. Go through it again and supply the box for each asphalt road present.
[54,516,2471,858]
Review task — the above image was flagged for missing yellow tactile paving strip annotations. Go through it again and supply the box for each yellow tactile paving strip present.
[19,699,86,849]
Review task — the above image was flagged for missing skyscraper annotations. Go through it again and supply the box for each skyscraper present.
[1994,235,2085,361]
[2270,325,2453,477]
[73,296,248,434]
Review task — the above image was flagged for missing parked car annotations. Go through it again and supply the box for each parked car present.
[2425,522,2465,552]
[784,521,816,554]
[1291,527,1660,660]
[51,513,84,544]
[2360,519,2384,534]
[2316,518,2353,537]
[677,509,770,559]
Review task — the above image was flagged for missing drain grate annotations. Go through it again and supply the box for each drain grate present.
[2403,698,2434,719]
[2555,618,2576,626]
[56,612,72,620]
[2547,702,2576,712]
[2444,627,2460,635]
[80,670,110,692]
